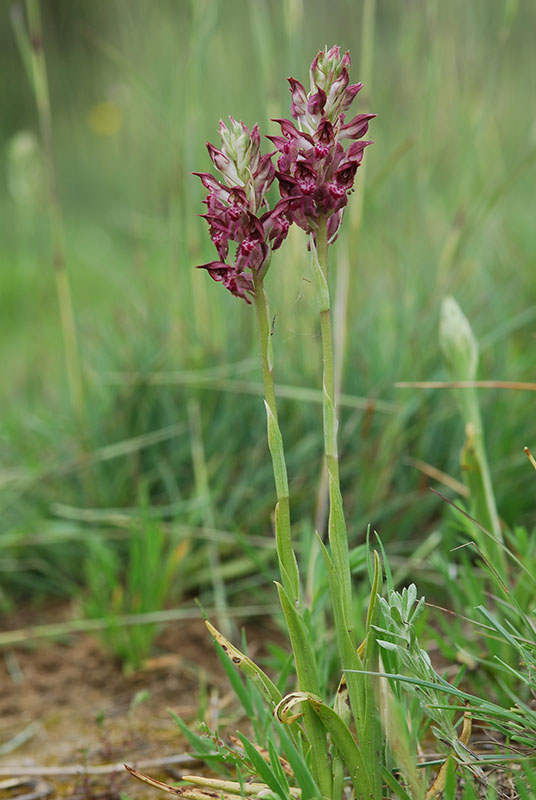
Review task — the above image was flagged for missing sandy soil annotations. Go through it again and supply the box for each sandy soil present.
[0,602,263,800]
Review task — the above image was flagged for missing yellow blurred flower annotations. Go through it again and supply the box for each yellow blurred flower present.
[87,101,123,136]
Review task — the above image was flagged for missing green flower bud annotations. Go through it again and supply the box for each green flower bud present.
[439,296,479,382]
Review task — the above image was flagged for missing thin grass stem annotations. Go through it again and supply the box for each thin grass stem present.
[0,605,280,648]
[188,399,232,638]
[16,0,85,421]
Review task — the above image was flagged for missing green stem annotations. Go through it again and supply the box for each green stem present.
[307,0,376,605]
[253,274,299,604]
[253,275,331,798]
[311,218,383,799]
[459,390,506,574]
[312,218,353,635]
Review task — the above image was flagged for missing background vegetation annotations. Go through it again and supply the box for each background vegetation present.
[1,0,535,621]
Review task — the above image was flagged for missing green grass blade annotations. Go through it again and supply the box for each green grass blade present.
[237,733,288,800]
[276,723,321,800]
[168,709,215,757]
[268,737,291,796]
[381,767,413,800]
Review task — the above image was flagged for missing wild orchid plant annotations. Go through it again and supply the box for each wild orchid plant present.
[126,47,473,800]
[193,48,381,798]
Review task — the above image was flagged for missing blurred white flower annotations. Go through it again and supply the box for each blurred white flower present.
[6,130,43,206]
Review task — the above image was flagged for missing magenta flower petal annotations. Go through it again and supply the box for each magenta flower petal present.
[265,134,289,152]
[338,83,363,114]
[333,162,358,190]
[326,209,343,242]
[271,118,314,145]
[327,44,341,60]
[288,78,308,121]
[307,88,327,116]
[339,112,375,140]
[197,261,254,303]
[207,143,232,174]
[261,198,293,250]
[345,139,373,161]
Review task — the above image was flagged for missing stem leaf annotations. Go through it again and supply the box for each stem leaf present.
[276,691,375,800]
[205,620,282,706]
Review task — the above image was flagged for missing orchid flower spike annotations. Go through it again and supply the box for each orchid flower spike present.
[268,45,375,244]
[195,118,291,302]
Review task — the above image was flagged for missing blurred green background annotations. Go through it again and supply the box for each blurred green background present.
[1,0,535,617]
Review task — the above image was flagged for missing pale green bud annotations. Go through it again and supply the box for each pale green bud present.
[218,118,260,184]
[218,120,236,160]
[439,296,479,382]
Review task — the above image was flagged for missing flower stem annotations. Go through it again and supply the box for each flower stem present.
[311,217,383,799]
[311,217,353,636]
[253,274,332,798]
[252,274,299,604]
[459,390,506,574]
[309,0,376,589]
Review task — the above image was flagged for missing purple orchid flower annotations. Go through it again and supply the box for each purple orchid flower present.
[195,118,291,302]
[269,46,375,243]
